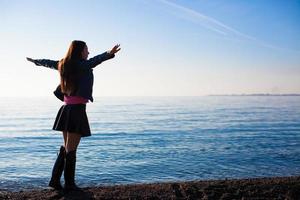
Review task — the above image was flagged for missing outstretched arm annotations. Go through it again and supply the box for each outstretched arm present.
[26,57,59,70]
[85,44,121,68]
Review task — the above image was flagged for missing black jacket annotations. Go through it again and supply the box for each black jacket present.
[33,52,115,102]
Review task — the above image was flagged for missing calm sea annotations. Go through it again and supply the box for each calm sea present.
[0,96,299,191]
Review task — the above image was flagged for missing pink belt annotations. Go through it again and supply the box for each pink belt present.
[64,95,88,105]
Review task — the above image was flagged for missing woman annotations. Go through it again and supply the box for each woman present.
[27,41,121,191]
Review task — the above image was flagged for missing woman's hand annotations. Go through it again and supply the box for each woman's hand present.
[26,57,35,63]
[109,44,121,55]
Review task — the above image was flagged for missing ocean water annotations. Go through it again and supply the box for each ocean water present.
[0,96,299,191]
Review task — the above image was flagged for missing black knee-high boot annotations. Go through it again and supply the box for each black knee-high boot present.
[64,150,80,191]
[49,146,65,190]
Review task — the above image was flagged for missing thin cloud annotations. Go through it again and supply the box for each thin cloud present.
[157,0,252,37]
[157,0,299,53]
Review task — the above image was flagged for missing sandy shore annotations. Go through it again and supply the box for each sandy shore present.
[0,176,299,200]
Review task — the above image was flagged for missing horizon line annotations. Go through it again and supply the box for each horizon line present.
[1,93,300,98]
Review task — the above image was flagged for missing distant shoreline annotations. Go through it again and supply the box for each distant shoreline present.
[208,94,300,96]
[1,176,299,199]
[1,94,300,98]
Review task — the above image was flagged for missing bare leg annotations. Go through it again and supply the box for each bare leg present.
[63,131,67,147]
[49,132,67,190]
[65,132,81,153]
[64,132,81,190]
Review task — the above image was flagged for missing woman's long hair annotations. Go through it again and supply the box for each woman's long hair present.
[58,40,86,95]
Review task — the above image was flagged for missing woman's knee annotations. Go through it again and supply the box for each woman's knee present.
[66,132,81,152]
[63,131,67,147]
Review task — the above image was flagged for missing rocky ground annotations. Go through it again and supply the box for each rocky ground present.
[0,176,299,199]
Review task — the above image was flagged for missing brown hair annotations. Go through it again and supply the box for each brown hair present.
[58,40,86,95]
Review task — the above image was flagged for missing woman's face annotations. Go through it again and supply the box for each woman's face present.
[81,45,89,60]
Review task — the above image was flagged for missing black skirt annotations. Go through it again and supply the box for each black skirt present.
[53,104,91,137]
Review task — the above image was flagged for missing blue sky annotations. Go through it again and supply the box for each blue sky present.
[1,0,299,96]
